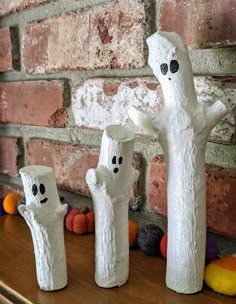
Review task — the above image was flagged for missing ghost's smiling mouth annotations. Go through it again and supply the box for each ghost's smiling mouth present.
[40,198,48,204]
[32,183,48,204]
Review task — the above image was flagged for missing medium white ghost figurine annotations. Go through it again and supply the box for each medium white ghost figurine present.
[86,125,139,288]
[18,165,68,291]
[129,32,228,294]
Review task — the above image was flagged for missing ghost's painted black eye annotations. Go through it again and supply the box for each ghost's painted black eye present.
[170,60,179,73]
[40,183,45,194]
[32,184,38,196]
[119,157,123,164]
[160,63,168,75]
[112,156,116,164]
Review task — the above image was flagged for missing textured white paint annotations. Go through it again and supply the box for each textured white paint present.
[72,78,163,132]
[18,165,68,291]
[129,32,228,294]
[86,125,139,288]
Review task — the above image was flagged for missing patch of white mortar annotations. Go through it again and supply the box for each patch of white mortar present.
[0,90,8,110]
[72,78,162,135]
[65,149,82,167]
[72,77,235,143]
[195,77,236,143]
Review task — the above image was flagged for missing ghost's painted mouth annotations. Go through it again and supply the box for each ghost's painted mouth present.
[113,168,119,174]
[40,198,48,204]
[168,78,171,80]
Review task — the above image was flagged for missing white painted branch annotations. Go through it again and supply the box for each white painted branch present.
[129,31,228,294]
[86,125,138,288]
[18,165,68,291]
[205,100,229,130]
[128,106,159,137]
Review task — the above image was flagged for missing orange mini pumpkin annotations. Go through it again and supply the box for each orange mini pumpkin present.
[86,210,95,233]
[73,213,88,235]
[160,233,168,259]
[129,220,139,248]
[65,207,95,235]
[3,192,22,215]
[65,208,79,232]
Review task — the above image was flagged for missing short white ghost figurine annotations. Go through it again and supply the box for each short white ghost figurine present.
[86,125,139,288]
[129,32,228,294]
[18,165,68,291]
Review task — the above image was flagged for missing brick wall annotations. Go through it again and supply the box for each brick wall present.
[0,0,235,238]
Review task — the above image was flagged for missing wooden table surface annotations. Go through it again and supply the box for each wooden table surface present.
[0,215,234,304]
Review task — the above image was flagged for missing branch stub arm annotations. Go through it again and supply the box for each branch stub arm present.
[128,106,159,137]
[205,99,228,130]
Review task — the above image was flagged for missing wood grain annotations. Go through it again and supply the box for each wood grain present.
[0,216,234,304]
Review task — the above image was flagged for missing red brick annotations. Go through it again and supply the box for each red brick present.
[22,1,145,74]
[0,81,65,126]
[149,157,236,238]
[149,156,167,216]
[0,137,19,177]
[206,165,236,238]
[159,0,236,48]
[0,28,13,72]
[0,0,51,17]
[25,139,143,198]
[129,153,144,210]
[0,184,23,198]
[48,107,68,128]
[26,139,98,196]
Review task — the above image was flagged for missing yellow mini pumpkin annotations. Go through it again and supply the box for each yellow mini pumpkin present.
[204,255,236,296]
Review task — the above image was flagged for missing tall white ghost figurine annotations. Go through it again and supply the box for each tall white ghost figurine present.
[129,32,228,294]
[86,125,139,288]
[18,165,68,291]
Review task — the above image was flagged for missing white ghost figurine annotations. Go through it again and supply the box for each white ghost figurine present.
[129,32,228,294]
[86,125,139,288]
[18,165,68,291]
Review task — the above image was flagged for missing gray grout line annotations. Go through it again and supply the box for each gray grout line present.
[1,48,236,83]
[0,174,22,187]
[0,67,153,83]
[0,123,235,167]
[0,0,113,27]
